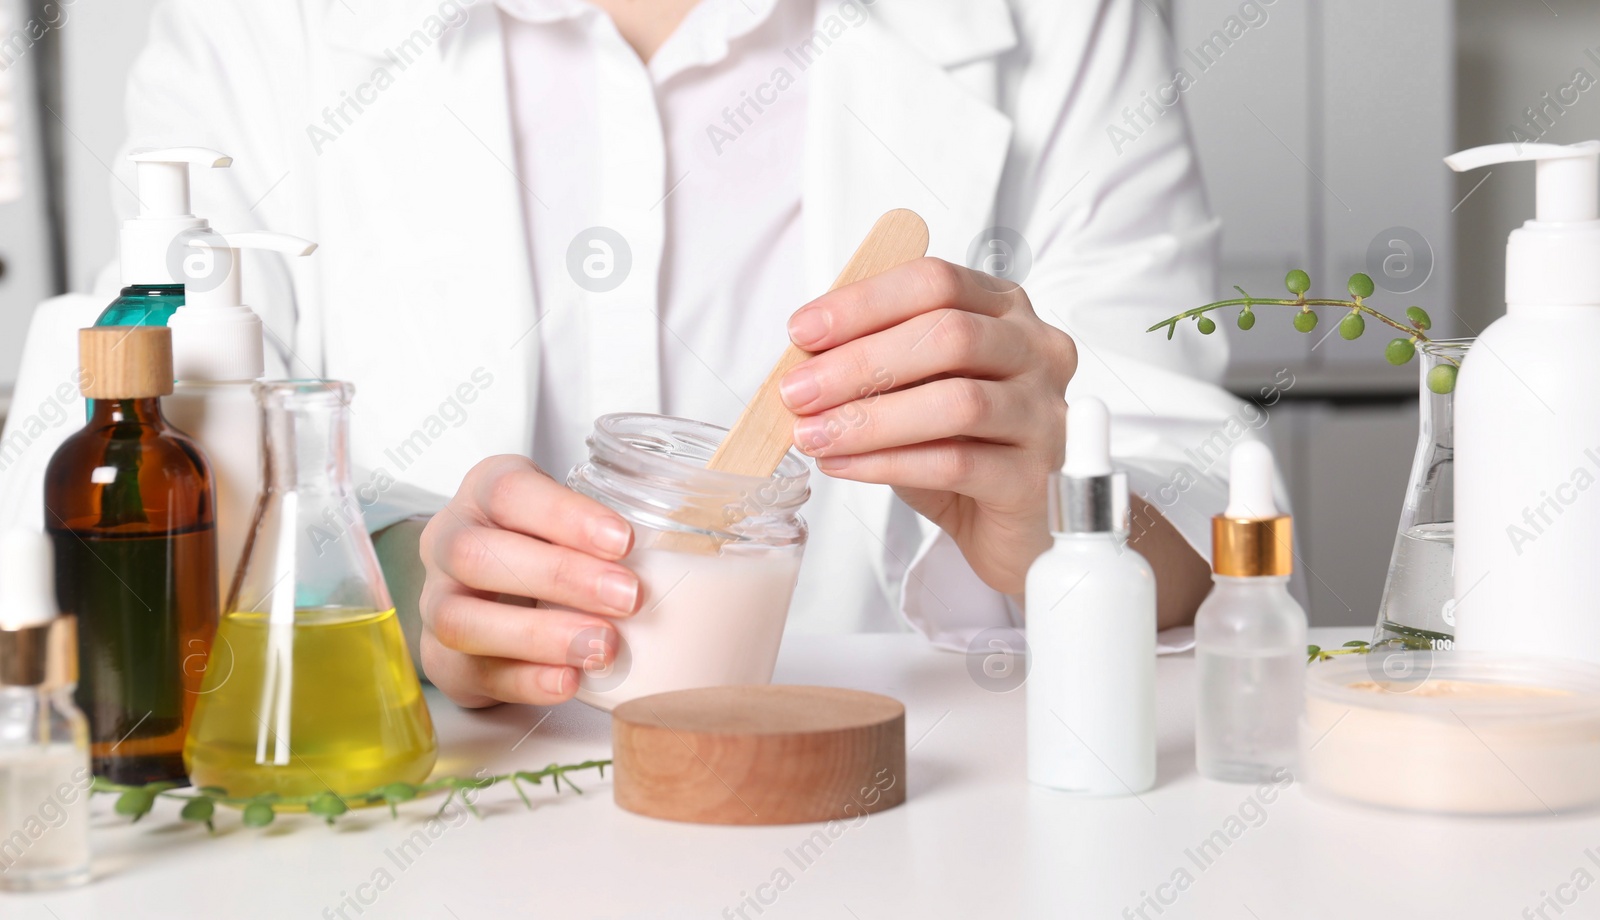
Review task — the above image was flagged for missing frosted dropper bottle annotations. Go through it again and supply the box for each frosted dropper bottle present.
[166,231,317,601]
[1194,441,1306,783]
[95,147,232,329]
[1445,141,1600,661]
[0,530,91,891]
[1025,396,1157,795]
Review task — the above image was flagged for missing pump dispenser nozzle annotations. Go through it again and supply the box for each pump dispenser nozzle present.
[1049,396,1128,535]
[1445,141,1600,222]
[168,231,317,381]
[129,147,233,218]
[1445,140,1600,306]
[1212,442,1292,577]
[119,146,232,286]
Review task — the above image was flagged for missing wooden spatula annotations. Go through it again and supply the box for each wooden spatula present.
[657,209,929,552]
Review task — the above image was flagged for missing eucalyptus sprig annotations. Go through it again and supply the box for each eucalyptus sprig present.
[1150,270,1459,393]
[92,759,611,832]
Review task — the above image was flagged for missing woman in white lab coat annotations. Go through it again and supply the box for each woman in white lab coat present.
[3,0,1248,707]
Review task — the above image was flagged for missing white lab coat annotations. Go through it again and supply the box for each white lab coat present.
[0,0,1250,646]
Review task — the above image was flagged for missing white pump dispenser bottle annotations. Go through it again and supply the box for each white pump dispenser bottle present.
[1194,441,1306,783]
[1447,141,1600,661]
[165,231,317,602]
[1025,396,1157,795]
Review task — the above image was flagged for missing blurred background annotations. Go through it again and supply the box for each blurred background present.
[0,0,1591,625]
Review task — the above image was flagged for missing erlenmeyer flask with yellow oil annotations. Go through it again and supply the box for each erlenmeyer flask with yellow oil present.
[185,381,436,800]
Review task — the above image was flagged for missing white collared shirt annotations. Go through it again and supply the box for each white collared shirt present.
[499,0,921,632]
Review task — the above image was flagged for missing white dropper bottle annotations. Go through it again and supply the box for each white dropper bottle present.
[1194,441,1306,783]
[1026,396,1157,795]
[165,231,318,605]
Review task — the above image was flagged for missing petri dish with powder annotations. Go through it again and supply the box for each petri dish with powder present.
[1301,651,1600,815]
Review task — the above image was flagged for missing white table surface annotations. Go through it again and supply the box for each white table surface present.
[1,627,1585,919]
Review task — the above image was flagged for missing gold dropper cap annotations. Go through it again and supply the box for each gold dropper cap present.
[0,618,76,688]
[1212,441,1293,577]
[79,326,174,399]
[0,530,76,687]
[1212,515,1293,577]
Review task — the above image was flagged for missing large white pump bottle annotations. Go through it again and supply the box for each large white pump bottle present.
[1448,141,1600,661]
[166,232,317,604]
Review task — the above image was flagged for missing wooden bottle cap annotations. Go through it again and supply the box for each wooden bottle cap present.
[79,326,174,399]
[612,685,907,826]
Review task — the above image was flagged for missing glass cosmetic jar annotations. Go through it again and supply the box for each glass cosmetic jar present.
[563,413,809,711]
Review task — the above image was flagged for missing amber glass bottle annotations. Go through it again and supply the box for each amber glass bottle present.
[44,326,219,785]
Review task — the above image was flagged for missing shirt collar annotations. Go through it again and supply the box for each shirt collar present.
[495,0,785,82]
[326,0,1015,71]
[647,0,784,82]
[494,0,593,25]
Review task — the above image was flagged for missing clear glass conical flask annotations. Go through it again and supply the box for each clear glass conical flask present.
[1373,339,1472,651]
[184,381,436,800]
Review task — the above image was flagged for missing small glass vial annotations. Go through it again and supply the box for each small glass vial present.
[564,413,810,710]
[1195,442,1307,783]
[0,532,92,891]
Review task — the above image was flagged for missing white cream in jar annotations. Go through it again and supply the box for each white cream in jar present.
[560,413,808,711]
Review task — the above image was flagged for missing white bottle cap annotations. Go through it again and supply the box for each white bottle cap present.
[1445,140,1600,306]
[1050,396,1127,534]
[1225,441,1280,518]
[0,530,58,631]
[119,147,232,286]
[168,230,317,382]
[1064,396,1113,477]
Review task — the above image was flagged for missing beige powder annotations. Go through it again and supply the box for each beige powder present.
[1345,679,1570,699]
[1303,681,1600,814]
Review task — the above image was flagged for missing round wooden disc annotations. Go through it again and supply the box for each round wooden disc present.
[612,685,906,826]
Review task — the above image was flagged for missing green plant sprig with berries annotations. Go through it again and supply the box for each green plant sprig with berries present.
[1306,639,1375,663]
[1306,630,1437,664]
[91,758,611,832]
[1149,270,1461,394]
